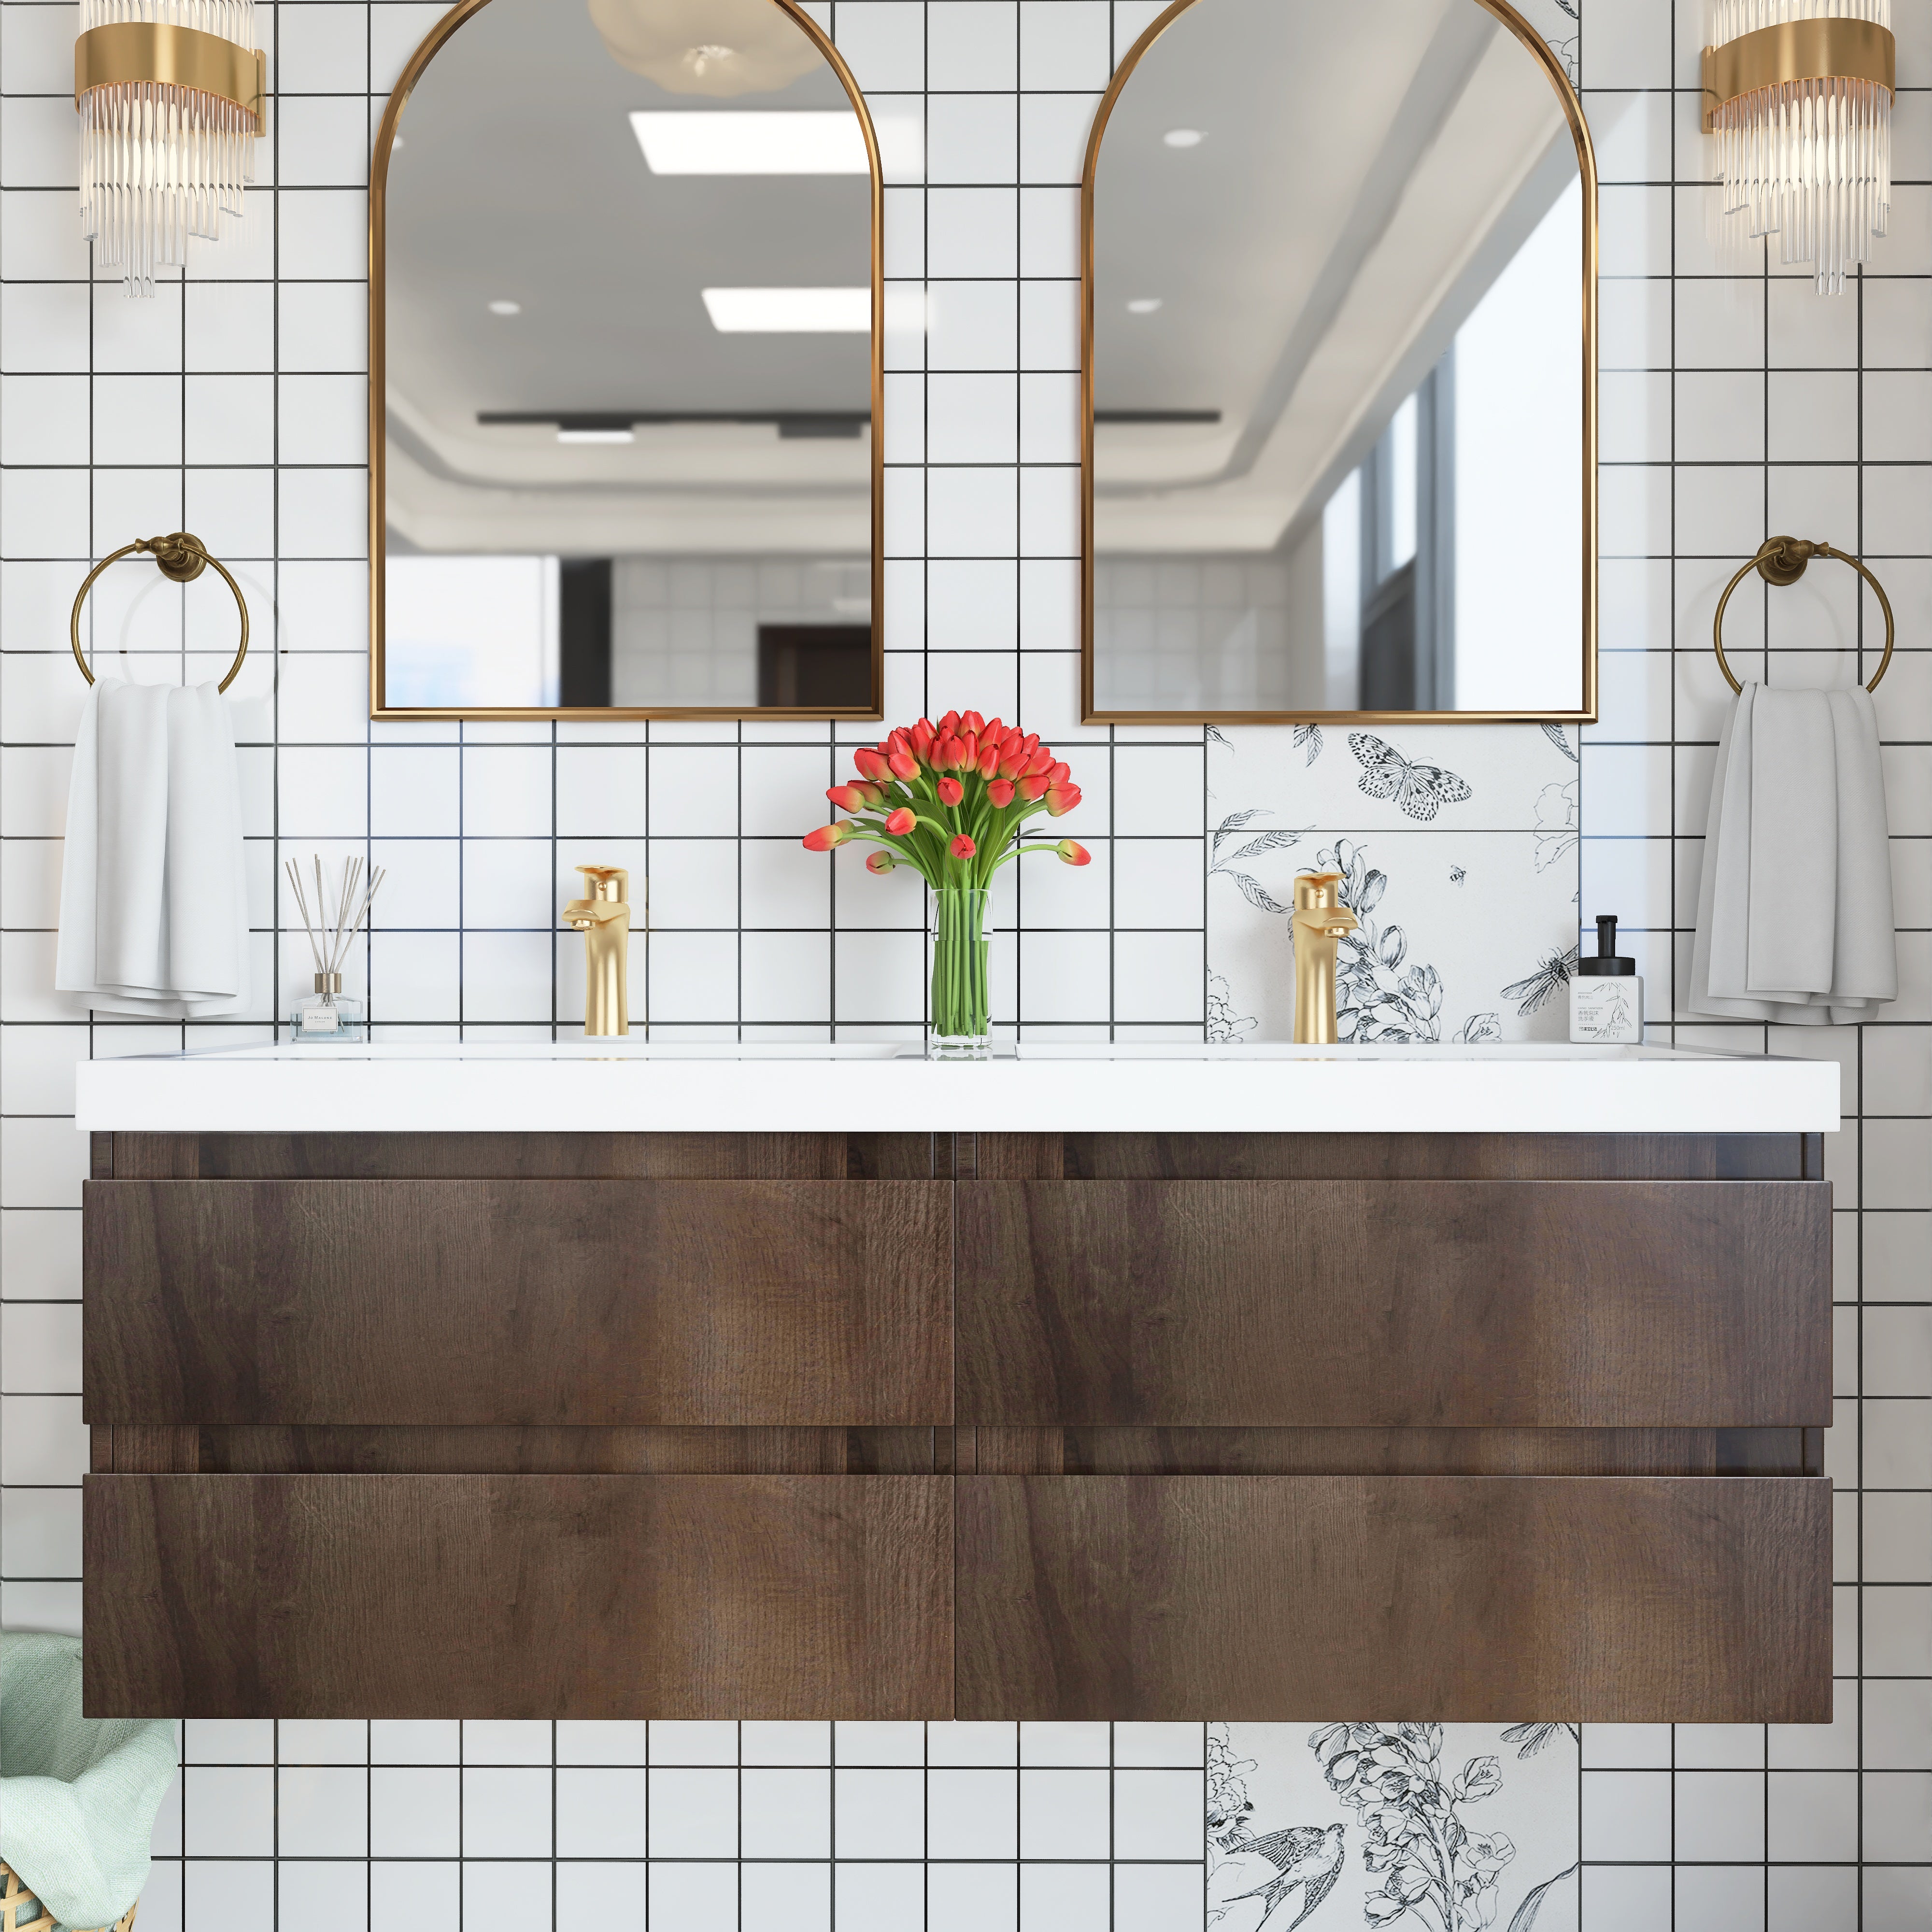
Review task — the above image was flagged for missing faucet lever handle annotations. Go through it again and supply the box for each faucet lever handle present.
[575,865,628,903]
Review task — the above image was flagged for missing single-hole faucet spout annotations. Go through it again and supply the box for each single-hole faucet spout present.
[1291,871,1359,1046]
[563,865,631,1037]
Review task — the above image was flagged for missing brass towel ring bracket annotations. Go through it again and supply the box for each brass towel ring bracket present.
[1712,536,1894,696]
[69,533,250,693]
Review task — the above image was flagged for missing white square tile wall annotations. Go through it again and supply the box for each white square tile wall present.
[2,1,1926,1925]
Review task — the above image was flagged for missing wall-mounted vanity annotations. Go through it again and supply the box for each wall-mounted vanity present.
[82,1045,1833,1723]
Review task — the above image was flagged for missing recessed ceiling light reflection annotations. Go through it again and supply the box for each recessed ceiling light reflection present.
[702,286,870,332]
[1127,298,1163,314]
[630,111,868,175]
[487,299,522,315]
[1163,128,1205,148]
[556,428,636,444]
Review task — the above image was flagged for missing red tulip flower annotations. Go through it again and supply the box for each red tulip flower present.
[803,713,1080,903]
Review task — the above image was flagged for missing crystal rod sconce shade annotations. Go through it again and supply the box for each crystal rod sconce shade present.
[1703,1,1894,295]
[73,0,265,297]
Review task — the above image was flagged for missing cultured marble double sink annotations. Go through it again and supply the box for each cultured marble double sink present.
[75,1039,1840,1136]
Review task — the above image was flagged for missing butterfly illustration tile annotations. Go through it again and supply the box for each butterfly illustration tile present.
[1210,724,1579,837]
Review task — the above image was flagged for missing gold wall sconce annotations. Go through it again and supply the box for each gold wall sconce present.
[74,0,266,296]
[1704,3,1894,293]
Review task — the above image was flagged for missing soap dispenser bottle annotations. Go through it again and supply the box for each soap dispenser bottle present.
[1570,914,1643,1044]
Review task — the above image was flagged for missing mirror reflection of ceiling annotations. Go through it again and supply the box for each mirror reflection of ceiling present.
[1093,0,1575,555]
[384,0,871,557]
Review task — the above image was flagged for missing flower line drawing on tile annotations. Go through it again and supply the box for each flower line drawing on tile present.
[1211,810,1310,915]
[1208,972,1259,1044]
[1208,1726,1347,1932]
[1312,1723,1525,1932]
[1320,842,1444,1043]
[1512,0,1579,79]
[1498,1723,1580,1761]
[1450,1013,1502,1045]
[1349,735,1474,823]
[1500,945,1580,1017]
[1533,782,1578,877]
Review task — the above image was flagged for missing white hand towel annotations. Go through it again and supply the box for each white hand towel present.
[1690,681,1896,1025]
[55,678,250,1017]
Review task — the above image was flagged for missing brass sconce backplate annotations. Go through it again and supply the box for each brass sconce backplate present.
[1701,17,1895,132]
[74,21,267,128]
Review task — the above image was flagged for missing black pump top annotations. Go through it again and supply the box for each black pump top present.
[1579,914,1635,977]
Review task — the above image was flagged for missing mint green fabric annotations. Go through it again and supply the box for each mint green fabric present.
[0,1633,177,1931]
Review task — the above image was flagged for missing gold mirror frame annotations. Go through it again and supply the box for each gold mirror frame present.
[1078,0,1599,726]
[369,0,886,722]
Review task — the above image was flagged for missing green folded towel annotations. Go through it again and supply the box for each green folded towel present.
[0,1633,177,1931]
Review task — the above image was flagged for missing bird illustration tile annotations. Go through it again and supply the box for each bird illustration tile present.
[1208,1722,1580,1932]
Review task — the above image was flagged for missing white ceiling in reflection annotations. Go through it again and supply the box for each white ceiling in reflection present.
[383,0,873,555]
[1093,0,1577,554]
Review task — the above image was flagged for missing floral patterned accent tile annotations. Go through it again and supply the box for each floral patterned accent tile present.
[1208,1721,1580,1932]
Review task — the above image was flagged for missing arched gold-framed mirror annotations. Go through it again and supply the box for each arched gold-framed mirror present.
[369,0,884,720]
[1081,0,1598,725]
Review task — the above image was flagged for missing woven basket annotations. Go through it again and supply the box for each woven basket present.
[0,1861,135,1932]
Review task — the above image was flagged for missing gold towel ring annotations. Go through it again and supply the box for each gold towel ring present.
[1712,536,1894,696]
[69,532,250,692]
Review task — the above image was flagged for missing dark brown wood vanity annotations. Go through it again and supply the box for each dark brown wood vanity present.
[84,1127,1832,1722]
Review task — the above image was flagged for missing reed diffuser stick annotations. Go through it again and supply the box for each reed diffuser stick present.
[285,856,386,981]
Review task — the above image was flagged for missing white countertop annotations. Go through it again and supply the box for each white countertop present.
[73,1041,1841,1136]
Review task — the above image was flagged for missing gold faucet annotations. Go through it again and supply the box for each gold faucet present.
[564,866,631,1036]
[1291,871,1359,1045]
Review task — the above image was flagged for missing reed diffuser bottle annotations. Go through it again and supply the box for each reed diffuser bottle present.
[287,857,384,1041]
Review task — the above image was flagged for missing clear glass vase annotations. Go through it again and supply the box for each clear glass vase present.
[928,887,991,1060]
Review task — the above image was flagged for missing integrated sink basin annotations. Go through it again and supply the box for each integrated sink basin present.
[75,1039,1839,1136]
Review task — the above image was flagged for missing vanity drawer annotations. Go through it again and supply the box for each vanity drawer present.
[85,1179,953,1426]
[955,1474,1831,1722]
[956,1180,1831,1427]
[85,1473,953,1719]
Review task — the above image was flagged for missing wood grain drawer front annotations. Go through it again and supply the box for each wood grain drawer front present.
[956,1475,1831,1723]
[957,1180,1830,1428]
[85,1474,953,1719]
[85,1179,952,1426]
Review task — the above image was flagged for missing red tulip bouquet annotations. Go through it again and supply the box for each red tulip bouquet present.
[803,712,1089,1054]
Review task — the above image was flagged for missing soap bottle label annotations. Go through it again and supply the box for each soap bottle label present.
[1570,976,1643,1044]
